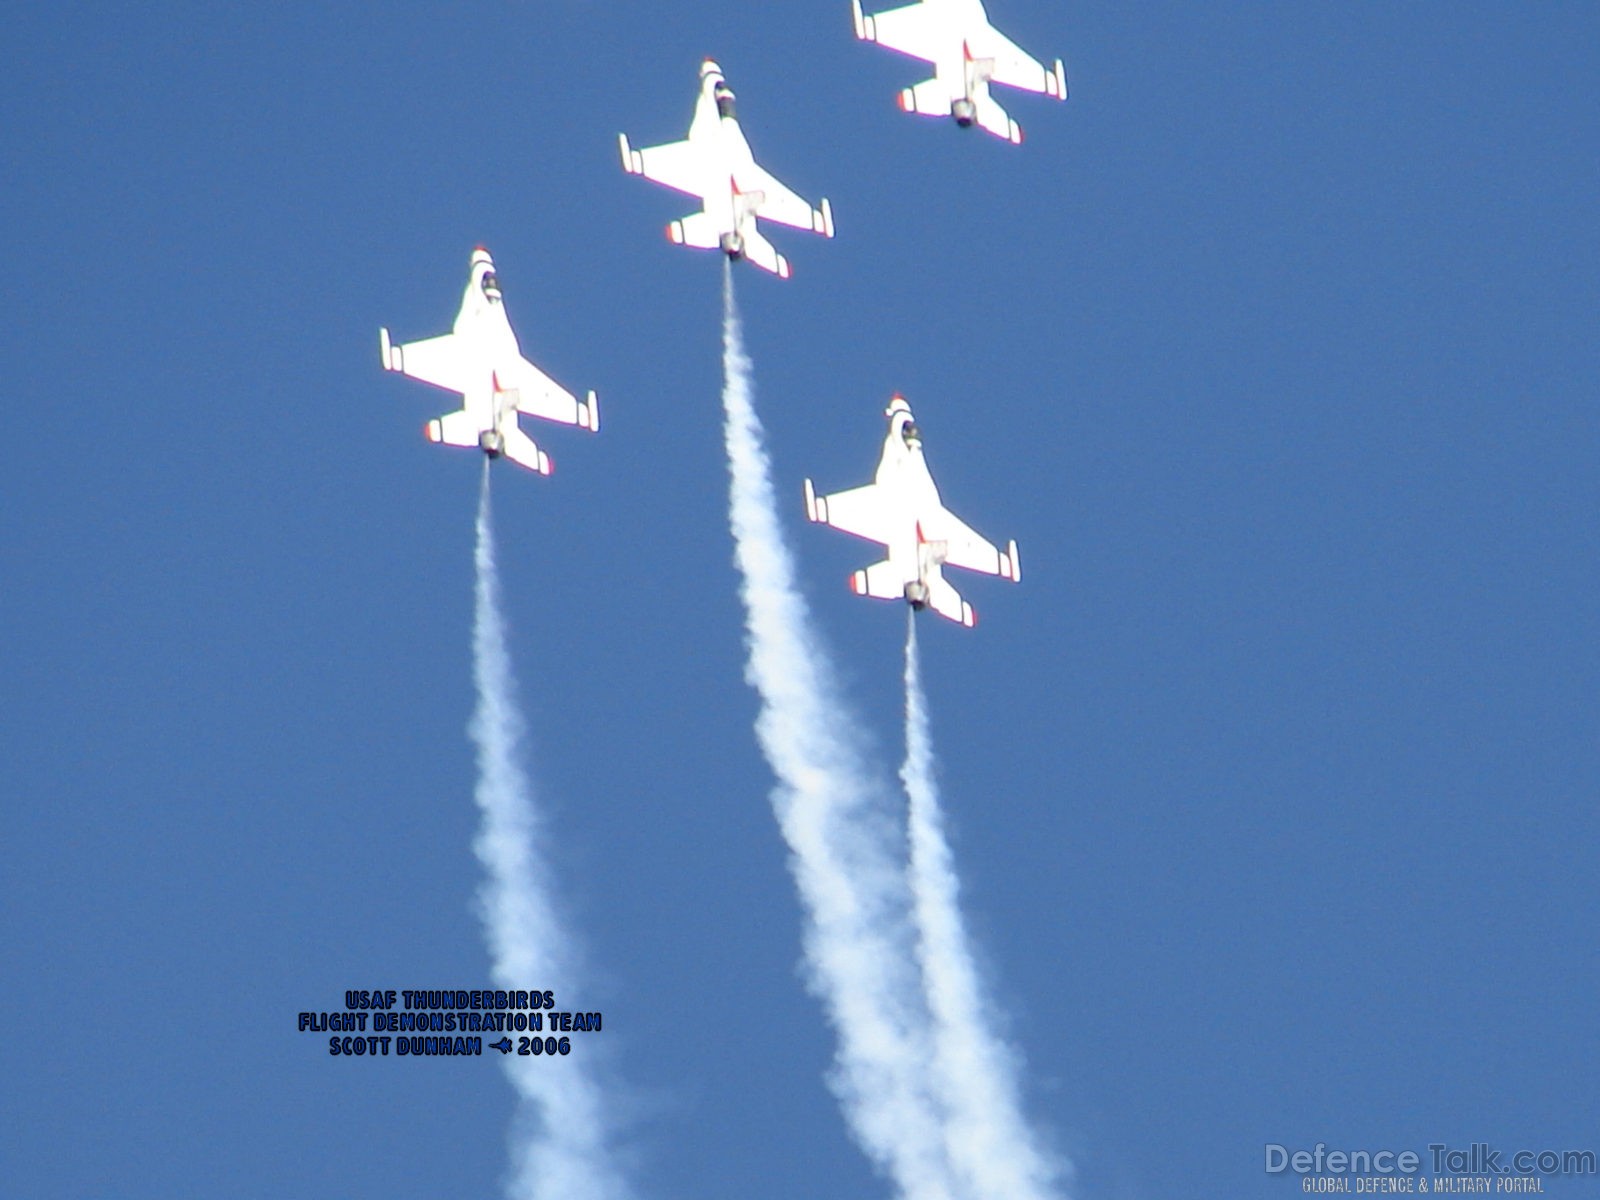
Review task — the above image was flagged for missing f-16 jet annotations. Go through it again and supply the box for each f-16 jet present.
[804,395,1020,627]
[379,248,598,475]
[851,0,1066,143]
[619,60,835,279]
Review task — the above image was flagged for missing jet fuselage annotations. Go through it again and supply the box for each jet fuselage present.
[451,251,529,455]
[688,64,765,258]
[871,400,955,603]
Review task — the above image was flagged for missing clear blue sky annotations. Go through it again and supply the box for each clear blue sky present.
[3,3,1596,1197]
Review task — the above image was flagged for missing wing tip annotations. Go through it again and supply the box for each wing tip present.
[852,1,875,41]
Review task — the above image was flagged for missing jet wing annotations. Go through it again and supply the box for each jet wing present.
[929,506,1020,579]
[856,0,947,66]
[501,355,589,427]
[382,329,471,395]
[976,24,1061,96]
[804,480,895,546]
[738,161,833,235]
[620,135,707,199]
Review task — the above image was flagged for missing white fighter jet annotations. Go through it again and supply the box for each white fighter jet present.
[379,248,598,475]
[851,0,1067,143]
[804,395,1021,627]
[619,60,835,279]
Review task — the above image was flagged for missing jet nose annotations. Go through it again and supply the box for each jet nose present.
[701,59,723,78]
[471,246,494,266]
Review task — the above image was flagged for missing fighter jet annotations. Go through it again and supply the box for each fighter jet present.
[619,60,835,279]
[379,248,598,475]
[804,395,1020,627]
[851,0,1067,143]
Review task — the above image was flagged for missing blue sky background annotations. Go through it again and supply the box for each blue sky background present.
[4,3,1597,1197]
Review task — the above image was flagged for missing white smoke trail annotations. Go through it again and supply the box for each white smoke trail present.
[719,265,955,1200]
[901,613,1065,1200]
[470,464,632,1200]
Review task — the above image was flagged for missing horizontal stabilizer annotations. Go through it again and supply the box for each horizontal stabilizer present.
[500,426,552,475]
[738,226,791,279]
[927,575,977,627]
[668,212,722,250]
[578,390,600,433]
[897,78,951,118]
[425,409,479,449]
[849,559,904,601]
[974,93,1023,144]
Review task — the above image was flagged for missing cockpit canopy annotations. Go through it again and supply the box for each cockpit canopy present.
[714,83,737,120]
[901,421,922,449]
[481,271,502,301]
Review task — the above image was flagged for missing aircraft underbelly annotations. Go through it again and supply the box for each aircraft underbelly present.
[887,532,922,584]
